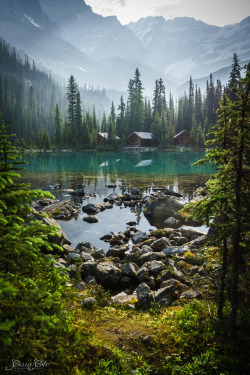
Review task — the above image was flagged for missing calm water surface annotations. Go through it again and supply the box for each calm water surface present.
[22,151,212,250]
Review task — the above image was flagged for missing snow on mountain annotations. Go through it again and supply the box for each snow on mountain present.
[0,0,249,94]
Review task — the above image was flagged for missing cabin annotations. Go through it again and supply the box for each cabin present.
[126,132,153,147]
[173,130,191,146]
[97,132,120,145]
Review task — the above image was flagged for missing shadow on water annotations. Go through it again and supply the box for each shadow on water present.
[21,151,212,250]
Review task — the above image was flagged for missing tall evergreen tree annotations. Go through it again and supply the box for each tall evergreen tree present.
[228,53,241,102]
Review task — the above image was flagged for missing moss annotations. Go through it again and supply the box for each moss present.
[183,251,197,264]
[151,229,174,238]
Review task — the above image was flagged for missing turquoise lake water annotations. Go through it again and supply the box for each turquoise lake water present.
[22,150,213,250]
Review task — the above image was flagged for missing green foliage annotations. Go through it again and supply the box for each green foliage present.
[0,118,73,372]
[181,64,250,337]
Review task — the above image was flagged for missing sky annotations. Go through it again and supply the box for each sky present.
[84,0,250,26]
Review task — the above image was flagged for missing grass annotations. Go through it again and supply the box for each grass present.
[53,284,249,375]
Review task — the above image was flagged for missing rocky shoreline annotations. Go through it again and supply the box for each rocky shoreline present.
[34,186,214,309]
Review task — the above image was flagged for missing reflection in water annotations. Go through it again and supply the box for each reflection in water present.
[20,151,212,250]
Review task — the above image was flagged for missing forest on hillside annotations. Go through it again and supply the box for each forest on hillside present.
[0,40,242,149]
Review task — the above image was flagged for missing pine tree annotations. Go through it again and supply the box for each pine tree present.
[54,104,62,147]
[66,75,78,145]
[228,53,241,102]
[0,117,72,368]
[182,64,250,338]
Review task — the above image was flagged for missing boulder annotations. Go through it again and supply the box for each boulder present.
[144,195,184,220]
[122,252,140,266]
[144,260,166,276]
[80,297,97,306]
[154,285,176,304]
[162,246,189,256]
[68,253,81,264]
[111,292,137,305]
[121,262,138,278]
[180,290,201,299]
[74,281,86,291]
[164,217,181,228]
[83,215,99,223]
[84,274,98,284]
[151,237,172,251]
[76,242,96,254]
[82,203,100,214]
[136,267,150,282]
[81,261,97,276]
[42,200,79,220]
[136,282,154,308]
[163,188,183,198]
[95,261,122,287]
[106,247,128,259]
[140,252,166,265]
[92,248,106,260]
[132,231,148,244]
[81,252,94,262]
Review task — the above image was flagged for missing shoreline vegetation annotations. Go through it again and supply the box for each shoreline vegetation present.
[0,67,249,374]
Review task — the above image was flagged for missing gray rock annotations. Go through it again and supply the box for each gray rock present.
[136,267,150,282]
[84,274,98,284]
[180,290,201,299]
[160,278,179,288]
[83,215,99,223]
[179,227,205,239]
[151,237,172,251]
[140,252,166,265]
[42,200,79,220]
[130,188,140,195]
[106,247,127,258]
[121,262,138,278]
[162,246,189,256]
[92,248,106,260]
[76,242,95,254]
[164,217,181,228]
[175,236,187,246]
[81,252,94,262]
[144,195,184,220]
[81,297,97,306]
[95,261,122,287]
[144,260,166,276]
[154,285,176,304]
[63,244,74,254]
[82,203,100,214]
[156,270,174,286]
[163,188,183,198]
[123,253,140,266]
[74,281,86,290]
[126,221,137,226]
[68,253,81,264]
[145,275,156,290]
[188,235,207,249]
[136,282,154,308]
[132,231,148,244]
[81,261,97,276]
[112,292,137,305]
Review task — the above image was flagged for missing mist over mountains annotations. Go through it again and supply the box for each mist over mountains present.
[0,0,249,94]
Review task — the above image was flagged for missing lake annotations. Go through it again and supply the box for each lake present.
[22,150,212,250]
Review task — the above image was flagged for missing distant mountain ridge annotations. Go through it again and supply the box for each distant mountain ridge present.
[0,0,249,94]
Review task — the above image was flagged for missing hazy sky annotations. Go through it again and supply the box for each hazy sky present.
[84,0,250,26]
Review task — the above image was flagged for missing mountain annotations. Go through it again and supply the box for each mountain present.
[127,16,250,87]
[39,0,162,92]
[0,0,249,94]
[0,0,112,87]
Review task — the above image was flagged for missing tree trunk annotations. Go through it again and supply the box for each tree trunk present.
[217,237,228,320]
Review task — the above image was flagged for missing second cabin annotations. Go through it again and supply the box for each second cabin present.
[126,132,153,147]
